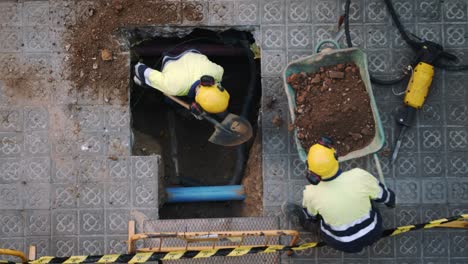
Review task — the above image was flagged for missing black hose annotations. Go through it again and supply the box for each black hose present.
[344,0,353,49]
[382,0,468,71]
[433,61,468,71]
[230,39,257,185]
[382,0,419,50]
[344,0,408,85]
[370,75,408,85]
[345,0,468,86]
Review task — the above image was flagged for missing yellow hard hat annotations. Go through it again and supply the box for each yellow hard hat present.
[195,84,230,114]
[307,142,339,179]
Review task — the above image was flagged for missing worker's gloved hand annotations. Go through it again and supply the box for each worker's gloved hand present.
[190,102,204,120]
[133,62,149,87]
[385,189,396,208]
[302,208,319,223]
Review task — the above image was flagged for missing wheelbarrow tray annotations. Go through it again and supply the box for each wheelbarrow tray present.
[283,47,385,162]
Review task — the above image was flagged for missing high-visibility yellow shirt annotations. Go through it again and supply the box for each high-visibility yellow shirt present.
[302,168,385,227]
[145,52,224,96]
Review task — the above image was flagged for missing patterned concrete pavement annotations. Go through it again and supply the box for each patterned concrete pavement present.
[0,0,467,263]
[260,0,468,263]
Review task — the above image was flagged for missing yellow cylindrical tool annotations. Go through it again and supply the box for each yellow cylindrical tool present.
[403,62,434,109]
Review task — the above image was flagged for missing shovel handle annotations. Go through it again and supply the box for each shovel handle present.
[165,94,191,110]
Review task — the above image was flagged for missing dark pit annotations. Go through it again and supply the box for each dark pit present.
[130,28,262,218]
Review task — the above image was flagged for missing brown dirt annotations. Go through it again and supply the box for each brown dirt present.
[287,63,375,156]
[272,114,283,128]
[67,0,202,104]
[235,132,263,217]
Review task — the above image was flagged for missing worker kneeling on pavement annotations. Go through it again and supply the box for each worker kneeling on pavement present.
[133,49,230,116]
[284,137,395,253]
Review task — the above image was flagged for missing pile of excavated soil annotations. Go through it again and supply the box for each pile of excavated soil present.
[235,132,263,217]
[287,63,375,156]
[68,0,202,104]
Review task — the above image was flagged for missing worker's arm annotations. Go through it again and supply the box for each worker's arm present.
[134,62,166,92]
[363,170,396,208]
[373,182,395,208]
[134,62,201,116]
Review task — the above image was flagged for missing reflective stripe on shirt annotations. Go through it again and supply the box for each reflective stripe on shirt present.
[320,212,378,243]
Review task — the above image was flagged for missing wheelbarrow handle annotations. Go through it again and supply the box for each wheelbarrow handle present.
[315,40,341,53]
[373,153,385,185]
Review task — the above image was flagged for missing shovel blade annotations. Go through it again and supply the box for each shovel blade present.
[208,114,253,146]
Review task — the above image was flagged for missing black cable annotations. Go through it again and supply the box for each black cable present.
[382,0,419,50]
[230,40,257,185]
[370,75,408,85]
[433,61,468,71]
[344,0,352,49]
[382,0,468,71]
[344,0,408,85]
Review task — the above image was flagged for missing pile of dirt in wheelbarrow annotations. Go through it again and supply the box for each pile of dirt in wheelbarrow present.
[287,63,375,156]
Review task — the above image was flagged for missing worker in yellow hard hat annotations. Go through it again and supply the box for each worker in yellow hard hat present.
[133,49,230,117]
[283,137,395,253]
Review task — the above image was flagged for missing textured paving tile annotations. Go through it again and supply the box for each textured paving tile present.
[263,155,289,181]
[105,236,127,254]
[78,236,105,255]
[51,237,78,257]
[287,0,311,23]
[260,0,468,262]
[396,231,422,258]
[210,1,235,25]
[235,1,260,25]
[261,0,286,25]
[262,25,286,50]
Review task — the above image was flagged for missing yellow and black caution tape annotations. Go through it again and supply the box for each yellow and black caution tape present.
[382,213,467,237]
[1,214,466,264]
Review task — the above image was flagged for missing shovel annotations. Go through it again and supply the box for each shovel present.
[165,94,253,146]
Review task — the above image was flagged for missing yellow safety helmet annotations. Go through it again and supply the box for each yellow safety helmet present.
[307,138,339,180]
[195,76,230,114]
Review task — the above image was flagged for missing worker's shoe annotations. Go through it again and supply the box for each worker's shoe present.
[282,203,309,230]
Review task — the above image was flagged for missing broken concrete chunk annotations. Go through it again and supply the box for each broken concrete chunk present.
[101,49,113,61]
[297,92,306,103]
[287,73,300,84]
[311,75,321,84]
[328,70,345,79]
[115,4,124,13]
[361,127,373,136]
[349,132,363,141]
[272,115,283,127]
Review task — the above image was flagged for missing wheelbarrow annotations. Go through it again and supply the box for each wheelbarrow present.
[283,40,386,180]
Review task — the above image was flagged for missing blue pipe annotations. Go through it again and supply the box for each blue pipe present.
[166,185,245,203]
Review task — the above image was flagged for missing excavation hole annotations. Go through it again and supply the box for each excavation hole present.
[130,28,262,218]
